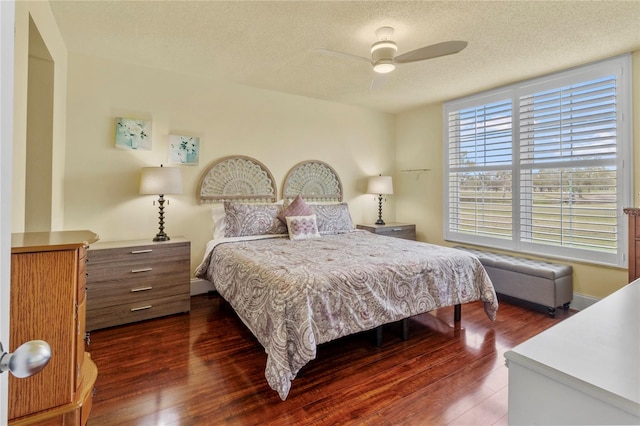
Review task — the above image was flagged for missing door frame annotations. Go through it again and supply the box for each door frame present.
[0,0,15,422]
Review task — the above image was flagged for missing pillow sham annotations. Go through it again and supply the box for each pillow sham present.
[310,203,354,234]
[211,204,227,240]
[224,201,287,237]
[277,194,313,224]
[286,214,321,240]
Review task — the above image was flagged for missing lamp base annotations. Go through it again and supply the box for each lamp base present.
[375,194,386,226]
[153,233,170,242]
[152,195,170,242]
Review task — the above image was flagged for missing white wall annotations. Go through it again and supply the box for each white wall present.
[63,54,396,273]
[13,1,67,232]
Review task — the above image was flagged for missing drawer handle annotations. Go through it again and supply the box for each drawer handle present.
[130,286,153,293]
[131,268,152,273]
[131,249,153,254]
[130,305,152,312]
[392,228,403,231]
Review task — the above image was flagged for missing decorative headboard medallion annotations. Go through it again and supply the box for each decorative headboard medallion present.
[198,156,278,204]
[283,160,343,202]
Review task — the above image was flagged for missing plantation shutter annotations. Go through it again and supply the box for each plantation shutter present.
[444,55,630,266]
[447,99,513,239]
[518,76,618,252]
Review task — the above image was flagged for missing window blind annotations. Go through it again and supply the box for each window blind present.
[519,76,618,252]
[447,99,513,240]
[444,55,631,267]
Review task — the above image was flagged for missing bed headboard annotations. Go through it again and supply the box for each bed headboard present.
[197,155,278,204]
[282,160,343,203]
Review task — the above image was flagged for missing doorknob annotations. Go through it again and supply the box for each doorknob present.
[0,340,51,378]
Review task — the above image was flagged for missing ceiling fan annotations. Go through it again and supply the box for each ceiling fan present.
[317,26,467,74]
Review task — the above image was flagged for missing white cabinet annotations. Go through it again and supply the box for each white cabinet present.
[505,280,639,425]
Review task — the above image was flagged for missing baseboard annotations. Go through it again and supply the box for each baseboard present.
[190,278,214,295]
[571,293,600,311]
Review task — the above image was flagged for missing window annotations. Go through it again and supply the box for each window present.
[444,55,632,267]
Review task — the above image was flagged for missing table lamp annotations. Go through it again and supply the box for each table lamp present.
[367,175,393,225]
[139,164,183,241]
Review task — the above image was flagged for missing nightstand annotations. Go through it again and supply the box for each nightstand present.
[356,222,416,241]
[86,237,190,330]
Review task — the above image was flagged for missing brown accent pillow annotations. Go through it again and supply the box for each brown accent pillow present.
[277,195,313,224]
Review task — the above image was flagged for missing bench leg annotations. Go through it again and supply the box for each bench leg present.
[562,302,570,310]
[547,307,556,318]
[454,304,461,322]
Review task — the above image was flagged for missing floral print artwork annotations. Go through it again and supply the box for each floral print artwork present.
[169,135,200,165]
[115,118,152,150]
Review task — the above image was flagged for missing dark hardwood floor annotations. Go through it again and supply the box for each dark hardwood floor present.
[86,294,572,426]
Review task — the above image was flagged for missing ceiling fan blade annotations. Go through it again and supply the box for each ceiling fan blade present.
[394,41,467,64]
[313,48,372,64]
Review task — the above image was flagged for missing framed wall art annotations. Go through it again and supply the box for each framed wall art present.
[168,135,200,165]
[115,117,152,150]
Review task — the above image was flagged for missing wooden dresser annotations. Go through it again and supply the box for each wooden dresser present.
[356,222,416,241]
[86,237,190,331]
[624,208,639,283]
[9,230,99,426]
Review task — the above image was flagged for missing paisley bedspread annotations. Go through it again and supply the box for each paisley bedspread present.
[195,230,498,400]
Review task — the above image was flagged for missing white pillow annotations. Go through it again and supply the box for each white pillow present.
[285,214,321,241]
[211,204,226,239]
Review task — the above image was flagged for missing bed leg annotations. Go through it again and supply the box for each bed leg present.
[375,326,383,347]
[454,304,461,322]
[402,318,409,340]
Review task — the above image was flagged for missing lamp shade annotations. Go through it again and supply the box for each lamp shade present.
[139,166,183,195]
[367,175,393,195]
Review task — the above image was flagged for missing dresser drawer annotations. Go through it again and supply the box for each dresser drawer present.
[78,247,87,304]
[356,223,416,241]
[76,299,86,387]
[87,268,189,310]
[87,294,190,330]
[87,243,189,279]
[374,225,416,240]
[88,255,189,285]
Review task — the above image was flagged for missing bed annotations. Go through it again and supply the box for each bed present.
[195,157,498,400]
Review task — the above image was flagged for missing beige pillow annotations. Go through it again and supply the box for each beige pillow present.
[286,214,321,240]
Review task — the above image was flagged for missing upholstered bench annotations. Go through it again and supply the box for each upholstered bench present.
[455,247,573,317]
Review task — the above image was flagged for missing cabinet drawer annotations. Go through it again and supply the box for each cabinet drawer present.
[76,299,86,388]
[87,270,189,310]
[87,242,188,266]
[78,248,87,304]
[357,223,416,241]
[375,226,416,240]
[87,295,190,330]
[87,256,189,284]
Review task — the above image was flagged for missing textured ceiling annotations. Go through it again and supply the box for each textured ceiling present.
[49,1,640,114]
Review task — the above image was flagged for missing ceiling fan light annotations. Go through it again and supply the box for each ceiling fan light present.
[373,60,395,74]
[370,40,397,54]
